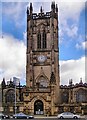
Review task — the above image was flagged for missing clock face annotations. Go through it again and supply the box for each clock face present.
[37,55,47,62]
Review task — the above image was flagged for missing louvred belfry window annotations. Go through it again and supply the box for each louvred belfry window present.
[37,33,41,49]
[37,31,47,49]
[42,31,46,49]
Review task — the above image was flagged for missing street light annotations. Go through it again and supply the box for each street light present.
[15,84,16,115]
[13,77,20,114]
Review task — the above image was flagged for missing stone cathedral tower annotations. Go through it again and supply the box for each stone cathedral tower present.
[24,2,60,115]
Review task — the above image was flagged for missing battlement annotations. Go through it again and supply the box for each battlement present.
[27,2,58,20]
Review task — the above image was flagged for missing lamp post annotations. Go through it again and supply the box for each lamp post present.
[13,77,20,114]
[15,84,16,114]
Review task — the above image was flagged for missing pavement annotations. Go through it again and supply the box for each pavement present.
[2,116,87,120]
[1,115,87,120]
[34,115,87,119]
[81,115,87,119]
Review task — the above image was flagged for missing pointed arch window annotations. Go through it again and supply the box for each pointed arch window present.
[37,76,48,88]
[37,33,41,49]
[5,90,15,103]
[37,30,47,49]
[62,92,69,103]
[39,76,48,88]
[42,31,47,49]
[76,89,87,103]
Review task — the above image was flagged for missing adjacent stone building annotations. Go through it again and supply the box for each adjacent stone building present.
[1,2,87,116]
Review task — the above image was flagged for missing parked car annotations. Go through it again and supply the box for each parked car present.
[12,112,34,119]
[0,113,5,119]
[28,115,34,119]
[57,112,80,119]
[13,112,29,119]
[0,113,9,119]
[9,115,13,119]
[4,114,10,119]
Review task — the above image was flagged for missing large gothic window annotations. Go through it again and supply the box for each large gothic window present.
[39,76,48,88]
[37,33,41,49]
[5,90,15,103]
[76,89,87,103]
[61,92,69,103]
[40,79,48,87]
[42,31,47,49]
[37,76,48,88]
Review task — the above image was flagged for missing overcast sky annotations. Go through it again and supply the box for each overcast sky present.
[0,0,86,85]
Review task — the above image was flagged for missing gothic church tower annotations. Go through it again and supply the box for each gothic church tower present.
[25,2,60,115]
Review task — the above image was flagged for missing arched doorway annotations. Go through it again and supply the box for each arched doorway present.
[34,100,44,115]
